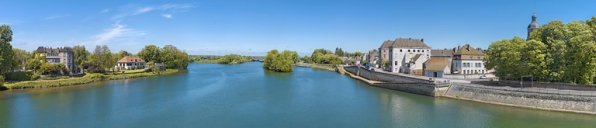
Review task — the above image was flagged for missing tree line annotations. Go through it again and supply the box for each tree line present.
[334,47,362,57]
[304,48,342,65]
[216,54,253,64]
[485,16,596,84]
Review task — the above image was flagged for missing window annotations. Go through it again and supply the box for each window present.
[395,61,397,65]
[478,57,481,60]
[400,49,402,52]
[417,50,420,52]
[408,50,410,52]
[470,56,473,59]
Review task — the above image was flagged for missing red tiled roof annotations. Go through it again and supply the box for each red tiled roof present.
[118,56,145,63]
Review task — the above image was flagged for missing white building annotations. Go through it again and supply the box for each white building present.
[406,54,428,75]
[452,44,491,74]
[379,38,431,73]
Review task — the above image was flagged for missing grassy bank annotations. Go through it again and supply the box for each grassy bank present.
[4,69,181,90]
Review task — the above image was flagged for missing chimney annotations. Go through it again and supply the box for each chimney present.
[457,45,460,50]
[421,38,424,42]
[409,38,411,40]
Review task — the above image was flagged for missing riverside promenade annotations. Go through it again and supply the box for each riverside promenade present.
[343,65,596,115]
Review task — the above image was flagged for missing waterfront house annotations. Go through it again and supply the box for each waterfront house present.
[116,56,145,70]
[424,57,451,78]
[452,44,491,74]
[406,54,427,75]
[36,46,77,74]
[367,49,379,67]
[379,38,431,73]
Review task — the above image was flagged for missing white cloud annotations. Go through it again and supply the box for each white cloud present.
[134,7,154,15]
[101,9,110,13]
[161,14,172,18]
[159,4,193,10]
[112,3,193,19]
[84,21,146,45]
[45,14,70,20]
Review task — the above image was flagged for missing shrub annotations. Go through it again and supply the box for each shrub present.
[4,71,37,81]
[0,76,6,90]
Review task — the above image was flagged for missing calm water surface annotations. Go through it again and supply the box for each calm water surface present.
[1,62,595,127]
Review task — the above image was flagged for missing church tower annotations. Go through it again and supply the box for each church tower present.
[527,13,539,40]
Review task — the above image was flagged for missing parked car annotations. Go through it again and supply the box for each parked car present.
[370,68,375,71]
[479,75,487,79]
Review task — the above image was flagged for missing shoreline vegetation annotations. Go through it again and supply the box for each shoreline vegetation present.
[0,24,192,91]
[2,69,181,90]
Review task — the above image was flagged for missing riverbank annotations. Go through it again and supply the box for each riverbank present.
[294,63,336,72]
[341,66,596,115]
[1,69,183,90]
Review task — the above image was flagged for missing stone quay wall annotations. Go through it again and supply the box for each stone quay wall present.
[343,66,430,83]
[344,66,445,97]
[499,80,596,91]
[445,83,596,114]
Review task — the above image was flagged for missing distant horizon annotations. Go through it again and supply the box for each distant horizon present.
[3,0,595,56]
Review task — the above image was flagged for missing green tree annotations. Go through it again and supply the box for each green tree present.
[39,63,54,74]
[0,25,14,75]
[27,59,42,73]
[263,50,295,72]
[291,51,299,63]
[12,48,30,70]
[217,54,248,64]
[586,16,596,41]
[91,45,114,71]
[484,37,523,79]
[521,40,548,79]
[73,45,90,68]
[138,45,162,63]
[562,21,596,84]
[354,51,362,57]
[115,50,132,62]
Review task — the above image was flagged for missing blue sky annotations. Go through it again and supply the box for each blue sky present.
[2,0,595,56]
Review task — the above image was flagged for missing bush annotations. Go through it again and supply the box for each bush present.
[82,63,105,73]
[4,71,40,81]
[0,76,6,90]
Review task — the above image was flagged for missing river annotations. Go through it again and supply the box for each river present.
[1,62,595,127]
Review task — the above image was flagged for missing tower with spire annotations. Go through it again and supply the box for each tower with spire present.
[527,13,539,40]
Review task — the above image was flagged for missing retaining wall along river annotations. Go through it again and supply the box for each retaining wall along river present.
[343,66,446,97]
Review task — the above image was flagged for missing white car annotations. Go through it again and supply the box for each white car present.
[479,75,487,79]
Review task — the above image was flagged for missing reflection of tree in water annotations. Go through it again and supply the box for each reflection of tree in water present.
[263,69,293,79]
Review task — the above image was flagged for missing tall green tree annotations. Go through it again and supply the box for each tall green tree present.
[0,25,14,75]
[529,20,568,81]
[521,40,548,78]
[91,45,114,71]
[562,21,596,84]
[586,16,596,41]
[12,48,30,70]
[138,45,162,63]
[73,45,90,67]
[484,37,523,79]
